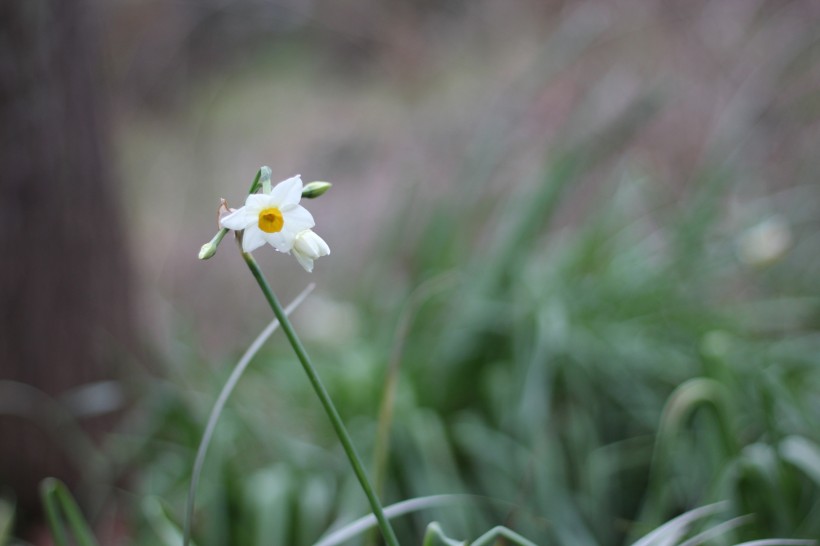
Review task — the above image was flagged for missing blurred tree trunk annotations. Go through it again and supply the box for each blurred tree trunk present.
[0,0,134,527]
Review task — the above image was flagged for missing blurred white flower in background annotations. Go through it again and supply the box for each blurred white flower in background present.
[737,215,792,267]
[294,296,361,346]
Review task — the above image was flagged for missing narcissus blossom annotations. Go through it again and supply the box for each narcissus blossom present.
[221,175,315,254]
[292,229,330,272]
[737,216,792,267]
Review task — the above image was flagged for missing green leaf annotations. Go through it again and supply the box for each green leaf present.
[0,495,15,546]
[39,478,99,546]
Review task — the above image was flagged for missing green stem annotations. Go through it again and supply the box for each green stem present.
[242,252,400,546]
[248,166,267,194]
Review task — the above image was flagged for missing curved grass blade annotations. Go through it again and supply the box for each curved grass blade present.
[0,495,14,546]
[422,522,466,546]
[183,283,315,546]
[144,496,196,546]
[314,494,465,546]
[631,503,726,546]
[735,538,817,546]
[471,525,539,546]
[678,515,753,546]
[39,478,99,546]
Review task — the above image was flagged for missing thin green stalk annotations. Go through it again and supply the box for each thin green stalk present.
[242,252,400,546]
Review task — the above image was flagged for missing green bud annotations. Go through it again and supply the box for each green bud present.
[260,166,273,194]
[302,181,332,199]
[198,242,217,260]
[198,229,228,260]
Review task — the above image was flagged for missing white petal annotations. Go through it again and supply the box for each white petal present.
[313,232,330,256]
[265,231,295,253]
[295,233,320,256]
[292,230,329,272]
[220,207,257,231]
[294,230,329,258]
[245,193,275,210]
[242,226,267,253]
[268,175,303,207]
[293,252,314,272]
[281,205,314,234]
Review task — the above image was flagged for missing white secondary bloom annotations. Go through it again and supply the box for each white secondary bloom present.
[292,229,330,272]
[220,175,315,254]
[737,216,792,267]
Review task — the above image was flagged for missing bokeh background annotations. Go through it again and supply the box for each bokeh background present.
[2,0,820,544]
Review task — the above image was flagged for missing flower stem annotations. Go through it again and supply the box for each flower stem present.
[241,252,401,546]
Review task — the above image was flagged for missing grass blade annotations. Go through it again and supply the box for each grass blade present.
[183,283,315,546]
[631,503,726,546]
[39,478,99,546]
[315,495,465,546]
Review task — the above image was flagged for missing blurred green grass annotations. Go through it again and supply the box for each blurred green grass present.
[99,2,820,545]
[122,164,820,544]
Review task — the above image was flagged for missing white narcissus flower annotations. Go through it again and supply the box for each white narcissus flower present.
[292,229,330,272]
[737,216,792,267]
[220,175,315,254]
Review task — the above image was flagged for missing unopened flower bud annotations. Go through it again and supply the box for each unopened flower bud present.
[198,229,228,260]
[199,242,217,260]
[292,229,330,272]
[259,166,273,194]
[302,181,332,199]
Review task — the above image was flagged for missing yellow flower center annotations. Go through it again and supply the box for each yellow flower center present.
[258,207,284,233]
